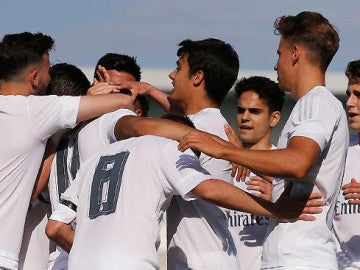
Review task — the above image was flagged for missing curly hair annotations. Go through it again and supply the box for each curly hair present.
[234,76,285,113]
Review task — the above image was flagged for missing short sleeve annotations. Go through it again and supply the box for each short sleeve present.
[159,142,211,200]
[289,94,339,151]
[99,109,137,144]
[28,95,80,141]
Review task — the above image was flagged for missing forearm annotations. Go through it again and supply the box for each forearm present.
[146,86,170,111]
[31,139,57,201]
[115,116,194,141]
[46,220,74,253]
[77,94,134,123]
[221,146,301,178]
[193,179,276,218]
[181,133,319,179]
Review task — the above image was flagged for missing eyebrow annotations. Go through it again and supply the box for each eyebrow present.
[237,106,263,113]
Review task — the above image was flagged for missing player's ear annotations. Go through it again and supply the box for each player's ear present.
[192,70,204,86]
[291,44,300,66]
[134,108,142,117]
[28,69,39,88]
[270,111,281,127]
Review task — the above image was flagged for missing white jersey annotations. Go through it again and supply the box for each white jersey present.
[167,108,240,270]
[225,145,276,270]
[333,134,360,270]
[18,199,53,270]
[0,95,79,270]
[261,86,349,270]
[48,109,136,269]
[50,135,212,270]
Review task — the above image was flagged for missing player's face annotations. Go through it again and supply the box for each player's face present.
[237,91,275,149]
[168,53,193,104]
[274,38,294,93]
[35,53,51,95]
[346,83,360,131]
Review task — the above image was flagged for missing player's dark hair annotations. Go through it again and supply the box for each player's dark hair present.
[274,11,339,72]
[47,63,90,96]
[234,76,285,113]
[177,38,239,106]
[94,53,141,81]
[0,32,54,80]
[94,53,149,116]
[345,60,360,85]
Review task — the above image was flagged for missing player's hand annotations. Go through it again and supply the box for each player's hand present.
[95,65,110,83]
[342,178,360,204]
[117,81,154,97]
[178,130,235,159]
[87,82,120,95]
[246,175,273,201]
[224,124,250,181]
[274,183,325,222]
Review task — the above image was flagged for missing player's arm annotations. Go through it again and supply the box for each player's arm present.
[31,139,57,201]
[114,115,195,141]
[46,220,74,253]
[76,93,136,123]
[178,130,321,179]
[192,179,324,221]
[117,81,171,111]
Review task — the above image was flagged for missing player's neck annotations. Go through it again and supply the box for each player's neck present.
[184,95,218,115]
[292,67,325,100]
[0,81,33,96]
[245,140,272,150]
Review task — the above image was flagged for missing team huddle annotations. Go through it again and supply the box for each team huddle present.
[0,10,359,270]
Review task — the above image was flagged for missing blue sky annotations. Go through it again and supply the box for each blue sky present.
[1,1,359,73]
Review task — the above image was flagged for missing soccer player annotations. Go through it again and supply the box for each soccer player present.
[47,115,322,270]
[116,38,242,269]
[46,54,145,269]
[333,59,360,269]
[0,32,136,270]
[226,76,284,270]
[18,63,92,270]
[178,11,348,269]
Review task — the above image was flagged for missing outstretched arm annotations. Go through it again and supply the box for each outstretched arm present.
[117,81,171,111]
[192,179,324,221]
[178,130,321,179]
[114,115,195,141]
[76,93,135,123]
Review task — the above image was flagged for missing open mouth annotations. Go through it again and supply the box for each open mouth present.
[348,112,358,118]
[239,125,252,131]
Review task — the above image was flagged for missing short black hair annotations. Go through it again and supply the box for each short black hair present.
[94,53,141,81]
[0,32,54,80]
[177,38,239,106]
[234,76,285,113]
[47,63,90,96]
